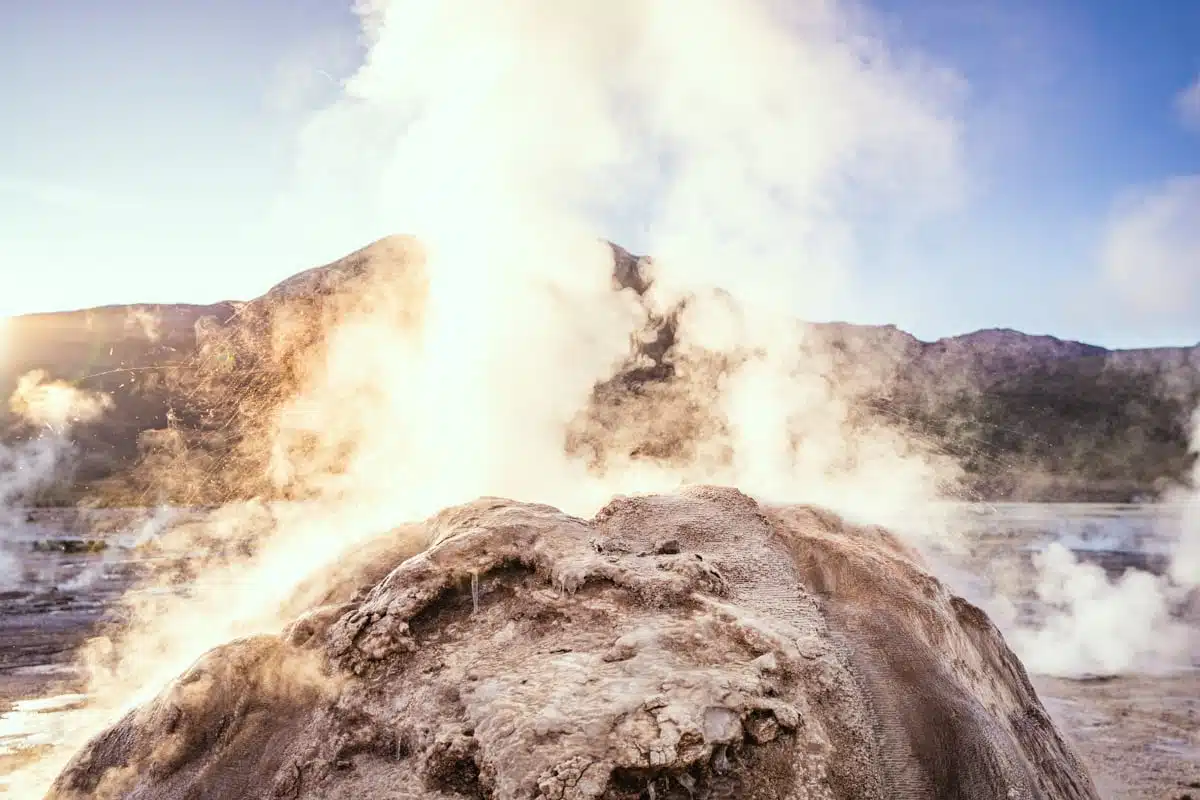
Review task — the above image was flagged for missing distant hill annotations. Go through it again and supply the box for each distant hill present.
[801,324,1200,500]
[2,236,1197,505]
[1,302,238,504]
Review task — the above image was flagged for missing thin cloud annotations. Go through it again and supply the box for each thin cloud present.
[1099,175,1200,323]
[1083,77,1200,343]
[1176,74,1200,133]
[0,177,108,213]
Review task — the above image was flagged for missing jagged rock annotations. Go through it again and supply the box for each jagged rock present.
[49,486,1097,799]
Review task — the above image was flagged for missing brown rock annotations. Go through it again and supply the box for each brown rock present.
[48,487,1098,799]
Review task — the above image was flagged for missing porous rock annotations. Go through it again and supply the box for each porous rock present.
[48,486,1099,799]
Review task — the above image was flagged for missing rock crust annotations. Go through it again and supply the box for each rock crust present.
[48,486,1099,799]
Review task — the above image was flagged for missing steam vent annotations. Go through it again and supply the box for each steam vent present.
[48,487,1098,799]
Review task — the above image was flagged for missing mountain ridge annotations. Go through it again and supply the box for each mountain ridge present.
[3,236,1196,504]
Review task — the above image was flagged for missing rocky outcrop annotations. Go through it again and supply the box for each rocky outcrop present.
[48,487,1098,799]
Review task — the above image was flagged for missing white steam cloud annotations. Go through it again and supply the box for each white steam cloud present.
[0,439,62,588]
[4,2,972,790]
[1,371,112,588]
[1010,542,1195,677]
[274,0,966,524]
[9,370,113,431]
[1006,411,1200,677]
[1169,412,1200,589]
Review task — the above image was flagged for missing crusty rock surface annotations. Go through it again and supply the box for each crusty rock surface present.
[48,486,1099,799]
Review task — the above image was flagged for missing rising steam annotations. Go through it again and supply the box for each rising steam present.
[1,372,112,589]
[4,2,969,790]
[8,371,112,432]
[277,0,965,525]
[1006,436,1200,677]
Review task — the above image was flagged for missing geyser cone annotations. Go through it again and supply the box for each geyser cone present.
[48,488,1097,800]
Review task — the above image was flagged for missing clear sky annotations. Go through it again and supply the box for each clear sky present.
[1,0,1197,348]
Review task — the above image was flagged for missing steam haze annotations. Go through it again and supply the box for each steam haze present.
[4,4,974,790]
[273,0,968,522]
[1,372,112,589]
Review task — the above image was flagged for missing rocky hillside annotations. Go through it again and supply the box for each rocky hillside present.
[0,302,238,504]
[2,236,1197,504]
[805,324,1200,500]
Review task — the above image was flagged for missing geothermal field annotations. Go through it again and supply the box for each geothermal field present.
[3,0,1200,798]
[0,234,1197,798]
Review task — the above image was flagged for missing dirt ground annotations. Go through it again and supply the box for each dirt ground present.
[1035,672,1199,799]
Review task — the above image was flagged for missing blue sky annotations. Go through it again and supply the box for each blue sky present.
[1,0,1197,348]
[864,0,1200,347]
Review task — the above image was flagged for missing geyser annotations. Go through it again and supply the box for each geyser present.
[47,488,1097,800]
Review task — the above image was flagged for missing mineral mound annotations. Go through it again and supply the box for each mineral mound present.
[49,486,1098,799]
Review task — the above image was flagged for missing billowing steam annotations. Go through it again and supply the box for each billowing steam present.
[957,326,1200,676]
[8,371,112,432]
[0,439,61,588]
[4,1,970,790]
[274,0,965,526]
[1,371,112,588]
[1004,412,1200,676]
[1010,542,1195,676]
[1169,414,1200,589]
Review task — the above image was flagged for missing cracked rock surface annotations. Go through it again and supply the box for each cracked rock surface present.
[47,486,1099,799]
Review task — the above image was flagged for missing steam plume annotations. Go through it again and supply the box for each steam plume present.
[997,370,1200,678]
[7,0,972,792]
[1,372,112,588]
